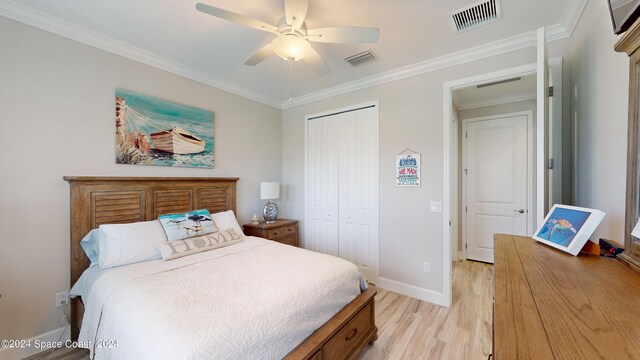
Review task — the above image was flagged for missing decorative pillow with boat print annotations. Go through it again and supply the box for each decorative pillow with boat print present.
[159,209,218,241]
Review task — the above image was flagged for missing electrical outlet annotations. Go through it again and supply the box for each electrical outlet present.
[430,201,442,212]
[55,292,69,308]
[423,262,431,273]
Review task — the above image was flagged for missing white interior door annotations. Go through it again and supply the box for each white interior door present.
[347,107,378,281]
[463,113,530,263]
[306,104,379,283]
[306,117,339,256]
[537,27,550,224]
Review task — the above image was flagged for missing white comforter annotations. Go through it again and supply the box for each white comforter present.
[79,236,367,360]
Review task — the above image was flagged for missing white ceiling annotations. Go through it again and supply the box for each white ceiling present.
[0,0,585,108]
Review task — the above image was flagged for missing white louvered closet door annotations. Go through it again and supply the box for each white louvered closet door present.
[306,105,379,283]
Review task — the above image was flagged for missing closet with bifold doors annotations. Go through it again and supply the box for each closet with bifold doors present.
[305,102,380,284]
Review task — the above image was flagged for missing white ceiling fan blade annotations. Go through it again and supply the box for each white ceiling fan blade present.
[304,47,330,76]
[284,0,309,30]
[196,3,278,34]
[307,27,380,44]
[244,44,274,66]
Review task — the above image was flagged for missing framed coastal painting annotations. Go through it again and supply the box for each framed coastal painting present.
[115,88,214,168]
[533,204,605,256]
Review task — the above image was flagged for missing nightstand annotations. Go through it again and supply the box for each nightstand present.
[243,219,299,247]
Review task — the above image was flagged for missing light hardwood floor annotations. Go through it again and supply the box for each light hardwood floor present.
[27,260,493,360]
[358,260,493,360]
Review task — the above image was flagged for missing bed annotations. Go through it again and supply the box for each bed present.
[64,176,377,360]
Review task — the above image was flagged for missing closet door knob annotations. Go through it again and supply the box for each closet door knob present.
[514,209,525,214]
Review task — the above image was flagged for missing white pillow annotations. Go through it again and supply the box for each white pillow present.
[80,229,100,266]
[156,228,244,261]
[98,220,167,269]
[211,210,245,236]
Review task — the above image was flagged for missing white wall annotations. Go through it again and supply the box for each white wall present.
[0,17,282,345]
[281,47,557,301]
[569,0,629,242]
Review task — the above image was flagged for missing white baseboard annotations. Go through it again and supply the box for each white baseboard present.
[0,326,70,360]
[377,277,449,307]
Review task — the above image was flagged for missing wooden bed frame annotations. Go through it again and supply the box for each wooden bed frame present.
[64,176,377,360]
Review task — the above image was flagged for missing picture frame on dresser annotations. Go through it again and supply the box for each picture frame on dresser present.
[533,204,605,256]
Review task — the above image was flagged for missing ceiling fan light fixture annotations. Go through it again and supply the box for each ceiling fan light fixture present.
[271,34,311,61]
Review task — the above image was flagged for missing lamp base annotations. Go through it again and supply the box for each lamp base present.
[263,200,279,224]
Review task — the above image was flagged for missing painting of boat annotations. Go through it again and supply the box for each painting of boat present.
[150,127,205,154]
[115,88,214,168]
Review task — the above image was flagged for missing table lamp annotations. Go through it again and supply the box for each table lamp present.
[260,182,280,224]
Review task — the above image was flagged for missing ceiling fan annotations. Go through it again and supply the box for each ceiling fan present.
[195,0,380,76]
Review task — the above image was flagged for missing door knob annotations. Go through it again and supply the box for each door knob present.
[514,209,525,214]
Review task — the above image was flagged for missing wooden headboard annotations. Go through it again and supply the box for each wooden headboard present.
[63,176,239,339]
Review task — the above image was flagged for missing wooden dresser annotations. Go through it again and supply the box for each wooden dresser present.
[242,218,299,246]
[493,234,640,359]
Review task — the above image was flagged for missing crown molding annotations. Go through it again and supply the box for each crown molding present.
[545,23,568,42]
[282,31,537,109]
[283,0,588,109]
[1,0,587,110]
[0,0,282,109]
[560,0,589,38]
[546,0,588,41]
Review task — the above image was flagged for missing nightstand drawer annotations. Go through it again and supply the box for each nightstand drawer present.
[277,235,297,247]
[267,225,296,239]
[243,219,299,247]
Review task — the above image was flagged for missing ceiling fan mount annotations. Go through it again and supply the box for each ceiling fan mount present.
[275,17,308,37]
[196,0,380,76]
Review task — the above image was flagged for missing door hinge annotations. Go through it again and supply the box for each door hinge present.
[548,158,554,169]
[464,169,468,175]
[465,206,467,212]
[465,243,467,249]
[465,132,468,139]
[548,86,554,97]
[449,221,452,226]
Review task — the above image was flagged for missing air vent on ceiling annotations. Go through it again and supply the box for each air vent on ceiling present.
[477,77,521,88]
[451,0,501,33]
[345,49,378,67]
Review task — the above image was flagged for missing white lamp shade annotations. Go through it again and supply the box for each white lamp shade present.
[271,35,311,61]
[260,182,280,200]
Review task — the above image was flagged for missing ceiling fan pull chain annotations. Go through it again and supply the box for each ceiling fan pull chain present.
[289,58,294,104]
